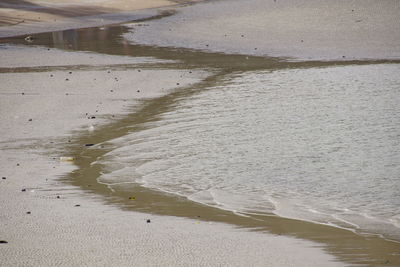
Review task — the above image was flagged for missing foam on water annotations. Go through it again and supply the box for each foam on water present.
[97,64,400,241]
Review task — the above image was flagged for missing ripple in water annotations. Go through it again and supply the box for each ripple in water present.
[98,64,400,241]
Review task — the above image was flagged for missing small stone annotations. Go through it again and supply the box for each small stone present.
[69,71,72,74]
[110,90,113,92]
[17,163,20,166]
[21,92,25,95]
[137,90,140,93]
[65,78,69,81]
[2,177,6,180]
[138,70,141,72]
[26,211,31,214]
[56,196,60,199]
[74,204,80,207]
[176,83,180,85]
[21,189,26,192]
[146,219,151,223]
[50,74,53,77]
[85,144,95,147]
[28,119,32,121]
[107,71,111,73]
[129,196,136,200]
[0,240,8,244]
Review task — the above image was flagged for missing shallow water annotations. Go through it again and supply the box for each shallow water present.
[98,64,400,241]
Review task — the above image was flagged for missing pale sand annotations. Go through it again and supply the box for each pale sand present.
[0,0,202,38]
[124,0,400,61]
[0,43,343,265]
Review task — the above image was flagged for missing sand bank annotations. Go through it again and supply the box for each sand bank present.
[0,41,343,266]
[0,0,202,38]
[125,0,400,61]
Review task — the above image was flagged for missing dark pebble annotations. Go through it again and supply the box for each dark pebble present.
[138,70,141,72]
[28,119,32,121]
[56,196,60,199]
[17,163,20,166]
[74,204,80,207]
[26,211,31,214]
[2,177,6,180]
[177,83,180,85]
[50,74,53,77]
[65,78,69,81]
[107,71,111,73]
[85,144,95,147]
[88,116,96,119]
[146,219,151,223]
[69,71,72,74]
[0,240,8,244]
[110,90,113,92]
[137,90,140,93]
[21,189,26,192]
[21,92,25,95]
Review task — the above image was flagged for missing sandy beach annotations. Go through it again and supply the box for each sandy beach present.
[1,0,399,266]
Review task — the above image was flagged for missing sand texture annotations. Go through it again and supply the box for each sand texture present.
[125,0,400,61]
[0,43,343,266]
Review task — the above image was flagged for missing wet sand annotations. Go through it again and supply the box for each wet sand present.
[1,0,400,266]
[1,4,343,267]
[125,0,400,61]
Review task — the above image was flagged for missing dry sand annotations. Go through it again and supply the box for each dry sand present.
[0,45,342,266]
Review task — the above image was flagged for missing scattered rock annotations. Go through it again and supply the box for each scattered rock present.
[56,196,60,199]
[129,196,136,200]
[26,211,31,214]
[138,70,141,72]
[21,92,25,95]
[74,204,80,207]
[69,71,72,74]
[59,157,74,162]
[21,189,26,192]
[146,219,151,223]
[176,83,180,85]
[24,36,34,42]
[107,71,111,73]
[28,119,32,121]
[137,90,140,93]
[85,144,95,147]
[0,240,8,244]
[16,163,20,166]
[50,74,53,77]
[110,90,114,92]
[2,177,6,180]
[88,116,96,119]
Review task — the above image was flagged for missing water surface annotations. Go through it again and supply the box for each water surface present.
[98,64,400,241]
